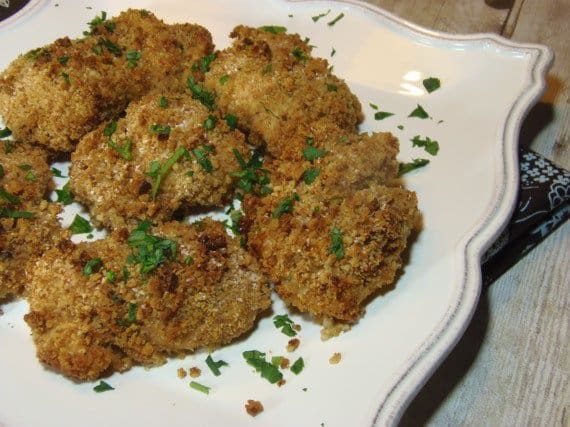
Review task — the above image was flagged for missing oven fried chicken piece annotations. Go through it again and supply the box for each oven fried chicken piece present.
[0,142,68,302]
[0,9,213,152]
[24,219,271,381]
[204,25,363,159]
[70,92,249,230]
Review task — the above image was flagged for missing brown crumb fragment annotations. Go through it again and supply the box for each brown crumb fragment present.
[177,367,187,378]
[286,338,300,352]
[320,317,352,341]
[189,367,201,378]
[329,352,342,365]
[292,323,301,332]
[245,399,264,416]
[277,379,286,387]
[279,358,290,369]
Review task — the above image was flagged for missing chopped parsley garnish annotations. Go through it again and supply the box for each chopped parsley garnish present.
[192,145,214,172]
[51,167,66,178]
[230,149,272,196]
[0,127,12,138]
[98,38,121,56]
[103,120,117,137]
[187,76,216,110]
[259,25,287,34]
[55,182,74,205]
[423,77,441,93]
[243,350,283,384]
[58,54,69,65]
[273,314,297,337]
[272,193,300,218]
[271,356,285,367]
[398,158,430,176]
[127,220,177,274]
[146,146,190,199]
[327,12,345,26]
[203,115,218,130]
[290,357,305,375]
[69,214,93,234]
[205,355,228,376]
[328,227,344,259]
[61,72,71,84]
[312,10,331,22]
[126,50,142,68]
[106,271,117,283]
[219,75,229,85]
[24,171,36,181]
[87,11,107,30]
[302,144,326,162]
[408,104,429,119]
[261,63,273,75]
[374,111,394,120]
[158,96,169,108]
[0,188,21,204]
[326,83,337,92]
[0,208,35,219]
[107,138,133,160]
[331,47,336,57]
[369,103,378,110]
[411,135,439,155]
[0,165,3,177]
[149,124,171,136]
[93,380,114,393]
[292,47,309,61]
[303,167,320,185]
[17,164,32,171]
[224,114,238,131]
[83,258,102,276]
[189,381,210,395]
[397,125,404,130]
[192,53,217,73]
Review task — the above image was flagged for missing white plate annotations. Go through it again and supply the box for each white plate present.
[0,1,552,426]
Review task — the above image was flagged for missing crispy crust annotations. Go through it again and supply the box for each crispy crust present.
[24,219,271,381]
[0,9,213,152]
[204,25,363,159]
[70,92,249,229]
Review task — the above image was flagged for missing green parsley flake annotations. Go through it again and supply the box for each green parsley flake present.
[328,227,344,259]
[192,145,215,172]
[203,115,218,130]
[326,83,337,92]
[126,50,141,68]
[146,147,190,199]
[224,114,238,131]
[290,357,305,375]
[219,74,229,85]
[106,270,117,283]
[107,138,133,160]
[369,103,378,110]
[408,104,429,119]
[331,47,336,57]
[423,77,441,93]
[302,145,326,162]
[411,135,439,155]
[69,214,93,234]
[397,125,404,130]
[0,127,12,138]
[259,25,287,34]
[103,121,117,137]
[187,77,216,110]
[149,124,171,136]
[303,167,320,185]
[273,314,297,337]
[55,182,74,205]
[292,47,309,61]
[51,167,66,178]
[0,188,21,204]
[327,12,345,26]
[127,220,177,274]
[189,381,210,394]
[0,208,35,219]
[271,356,284,367]
[83,258,102,276]
[93,380,114,393]
[261,63,273,75]
[61,72,71,84]
[205,355,228,376]
[312,10,330,22]
[272,193,300,218]
[230,149,272,197]
[0,165,3,177]
[158,96,169,108]
[374,111,394,120]
[398,158,430,176]
[243,350,283,384]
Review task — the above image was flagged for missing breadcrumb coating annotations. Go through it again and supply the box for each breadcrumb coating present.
[1,142,67,302]
[0,9,213,152]
[24,219,271,381]
[204,25,363,159]
[70,92,249,229]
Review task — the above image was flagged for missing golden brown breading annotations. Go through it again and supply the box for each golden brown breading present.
[70,92,249,229]
[204,25,363,159]
[24,219,271,381]
[243,184,419,321]
[0,141,67,302]
[0,9,213,152]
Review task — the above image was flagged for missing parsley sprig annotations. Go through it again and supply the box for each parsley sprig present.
[127,220,176,274]
[243,350,283,384]
[273,314,297,337]
[230,149,272,197]
[146,147,190,199]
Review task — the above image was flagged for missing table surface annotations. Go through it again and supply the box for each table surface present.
[360,0,569,425]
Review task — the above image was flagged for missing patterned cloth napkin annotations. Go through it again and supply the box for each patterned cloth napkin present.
[482,148,570,286]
